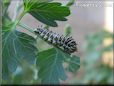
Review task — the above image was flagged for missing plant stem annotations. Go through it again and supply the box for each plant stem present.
[12,11,26,31]
[12,1,20,22]
[16,11,25,25]
[18,23,35,33]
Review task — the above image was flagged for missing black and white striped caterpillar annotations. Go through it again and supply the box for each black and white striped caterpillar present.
[34,28,77,54]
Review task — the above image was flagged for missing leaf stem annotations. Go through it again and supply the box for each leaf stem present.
[18,22,35,33]
[12,11,26,31]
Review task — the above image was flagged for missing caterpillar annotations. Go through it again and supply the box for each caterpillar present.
[34,27,77,54]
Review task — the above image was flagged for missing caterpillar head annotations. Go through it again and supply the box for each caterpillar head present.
[65,37,77,53]
[69,42,77,53]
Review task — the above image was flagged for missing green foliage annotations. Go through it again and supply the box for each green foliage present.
[2,0,80,84]
[64,24,72,37]
[37,48,80,84]
[68,30,113,84]
[12,65,35,84]
[37,48,67,84]
[66,0,75,7]
[66,55,80,73]
[2,0,10,17]
[23,0,70,27]
[2,18,37,80]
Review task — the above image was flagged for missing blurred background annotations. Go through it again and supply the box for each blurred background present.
[7,0,113,84]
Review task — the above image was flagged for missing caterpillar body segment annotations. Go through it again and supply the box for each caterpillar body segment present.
[34,28,77,54]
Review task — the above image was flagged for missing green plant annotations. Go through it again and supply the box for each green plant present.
[2,0,80,84]
[68,29,113,84]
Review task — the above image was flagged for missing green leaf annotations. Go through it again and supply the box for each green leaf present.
[72,29,113,84]
[12,66,34,84]
[66,55,80,73]
[23,0,53,5]
[36,48,67,84]
[2,0,11,16]
[64,24,72,37]
[23,0,70,27]
[2,20,37,79]
[66,0,75,7]
[36,48,80,84]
